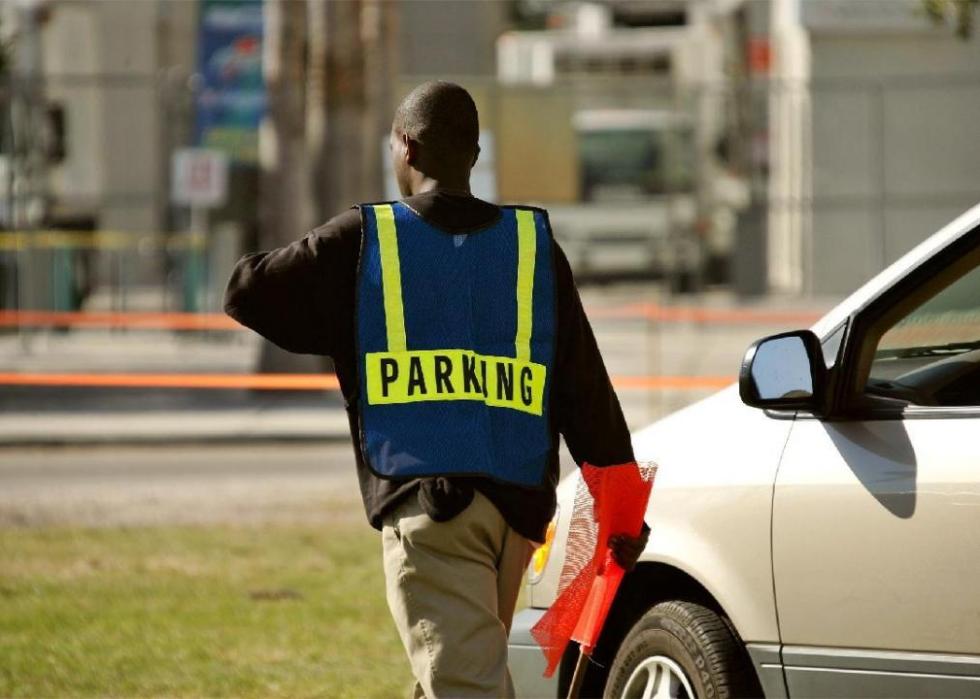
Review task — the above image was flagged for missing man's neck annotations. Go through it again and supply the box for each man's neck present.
[412,176,471,197]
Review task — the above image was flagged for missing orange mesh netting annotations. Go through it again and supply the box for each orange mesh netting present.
[531,461,656,677]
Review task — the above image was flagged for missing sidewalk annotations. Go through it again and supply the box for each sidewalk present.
[0,330,352,445]
[0,405,351,446]
[0,285,840,446]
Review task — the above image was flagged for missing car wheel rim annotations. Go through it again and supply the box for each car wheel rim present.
[620,655,695,699]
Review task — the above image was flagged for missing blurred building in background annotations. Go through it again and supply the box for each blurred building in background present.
[0,0,237,316]
[0,0,977,331]
[770,0,980,296]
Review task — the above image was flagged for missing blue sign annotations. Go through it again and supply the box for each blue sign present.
[195,0,265,163]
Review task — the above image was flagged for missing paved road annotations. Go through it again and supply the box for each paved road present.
[0,443,364,527]
[0,441,585,528]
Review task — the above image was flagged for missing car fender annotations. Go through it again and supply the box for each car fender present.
[630,385,794,643]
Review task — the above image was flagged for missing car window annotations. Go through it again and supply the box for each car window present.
[864,260,980,407]
[820,323,846,369]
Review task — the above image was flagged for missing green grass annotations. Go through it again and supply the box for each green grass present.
[0,524,414,698]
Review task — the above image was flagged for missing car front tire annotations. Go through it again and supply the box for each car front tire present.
[603,600,760,699]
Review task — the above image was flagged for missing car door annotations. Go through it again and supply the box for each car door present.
[772,227,980,697]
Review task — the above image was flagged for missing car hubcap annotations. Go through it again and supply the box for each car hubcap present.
[620,655,695,699]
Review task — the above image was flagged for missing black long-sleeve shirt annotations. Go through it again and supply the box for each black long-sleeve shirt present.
[224,190,634,542]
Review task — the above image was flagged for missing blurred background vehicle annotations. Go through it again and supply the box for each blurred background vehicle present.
[495,3,748,289]
[551,108,701,286]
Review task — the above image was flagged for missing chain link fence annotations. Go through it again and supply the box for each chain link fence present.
[2,69,979,333]
[0,69,254,327]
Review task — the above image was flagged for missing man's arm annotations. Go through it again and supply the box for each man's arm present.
[551,240,635,467]
[551,241,648,570]
[223,209,361,356]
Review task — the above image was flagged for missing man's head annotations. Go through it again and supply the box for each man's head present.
[390,81,480,196]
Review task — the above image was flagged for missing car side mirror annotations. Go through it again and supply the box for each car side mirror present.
[739,329,826,414]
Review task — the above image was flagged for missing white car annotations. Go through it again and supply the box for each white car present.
[508,203,980,698]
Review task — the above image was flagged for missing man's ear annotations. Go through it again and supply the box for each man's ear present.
[402,132,419,167]
[471,143,481,168]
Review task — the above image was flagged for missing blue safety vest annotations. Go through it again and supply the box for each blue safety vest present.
[355,201,556,488]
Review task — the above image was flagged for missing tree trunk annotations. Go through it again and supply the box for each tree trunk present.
[314,0,396,221]
[257,0,322,374]
[255,0,398,375]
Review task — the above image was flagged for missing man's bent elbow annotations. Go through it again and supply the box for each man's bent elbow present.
[223,258,261,326]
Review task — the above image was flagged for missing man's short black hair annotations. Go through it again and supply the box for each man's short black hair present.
[393,81,479,164]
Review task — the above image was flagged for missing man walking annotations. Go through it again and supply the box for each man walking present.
[224,81,646,698]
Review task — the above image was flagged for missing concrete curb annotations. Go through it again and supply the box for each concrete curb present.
[0,408,352,447]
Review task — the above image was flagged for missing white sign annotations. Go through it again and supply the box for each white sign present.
[172,148,229,208]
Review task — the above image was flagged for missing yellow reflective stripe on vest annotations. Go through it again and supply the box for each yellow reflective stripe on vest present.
[365,349,546,416]
[375,204,407,352]
[515,210,536,363]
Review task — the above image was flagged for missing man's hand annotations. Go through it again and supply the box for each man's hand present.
[608,522,650,572]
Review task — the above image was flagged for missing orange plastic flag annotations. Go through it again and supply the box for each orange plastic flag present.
[571,548,625,653]
[531,461,656,677]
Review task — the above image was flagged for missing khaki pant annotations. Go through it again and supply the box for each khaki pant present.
[382,490,536,699]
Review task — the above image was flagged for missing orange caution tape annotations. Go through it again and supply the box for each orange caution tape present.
[0,310,240,331]
[0,372,730,392]
[588,301,822,325]
[0,303,821,331]
[612,375,733,390]
[0,373,340,390]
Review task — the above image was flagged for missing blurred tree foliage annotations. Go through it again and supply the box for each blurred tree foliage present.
[924,0,979,38]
